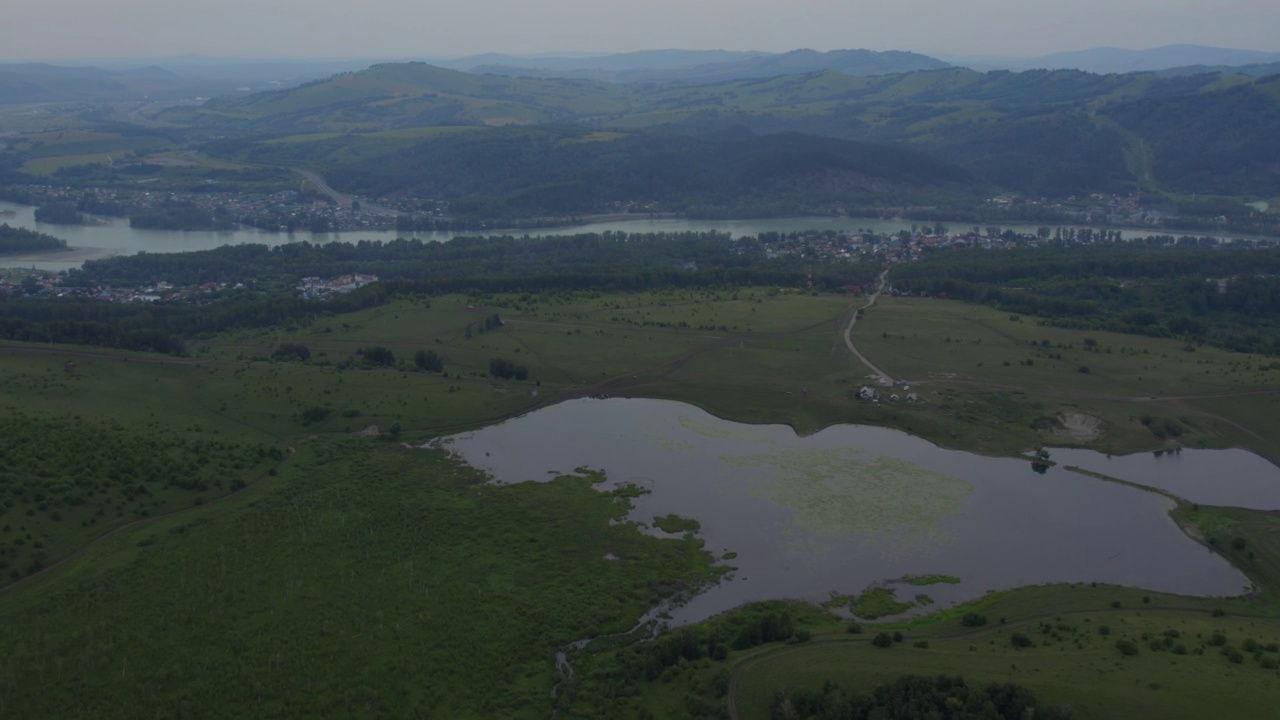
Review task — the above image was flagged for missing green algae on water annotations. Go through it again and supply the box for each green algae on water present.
[723,449,973,547]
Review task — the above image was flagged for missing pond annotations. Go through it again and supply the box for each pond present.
[435,398,1263,626]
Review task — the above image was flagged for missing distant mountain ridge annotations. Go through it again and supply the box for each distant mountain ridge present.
[0,63,185,103]
[464,48,950,83]
[948,44,1280,74]
[434,49,772,73]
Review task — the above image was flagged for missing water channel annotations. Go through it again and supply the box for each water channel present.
[0,198,1251,273]
[435,398,1268,627]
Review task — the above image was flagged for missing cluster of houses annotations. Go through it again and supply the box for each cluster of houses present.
[296,273,379,300]
[855,385,921,404]
[11,185,397,232]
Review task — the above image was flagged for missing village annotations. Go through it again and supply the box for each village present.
[1,270,379,304]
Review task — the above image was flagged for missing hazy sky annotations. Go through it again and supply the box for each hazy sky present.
[5,0,1280,61]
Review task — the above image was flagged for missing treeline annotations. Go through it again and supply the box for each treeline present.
[129,202,235,231]
[67,232,878,291]
[894,244,1280,354]
[0,284,392,355]
[772,675,1070,720]
[0,224,67,254]
[13,232,878,356]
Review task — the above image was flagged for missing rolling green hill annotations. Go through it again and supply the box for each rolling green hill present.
[137,61,1280,202]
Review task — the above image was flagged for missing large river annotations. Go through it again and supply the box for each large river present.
[436,398,1268,627]
[0,199,1222,272]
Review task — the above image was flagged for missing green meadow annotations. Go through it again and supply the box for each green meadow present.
[2,287,1280,717]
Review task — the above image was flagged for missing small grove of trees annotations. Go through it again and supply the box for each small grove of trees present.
[272,343,310,361]
[0,224,68,254]
[466,313,504,339]
[414,349,444,373]
[33,203,84,225]
[360,346,395,367]
[489,357,528,380]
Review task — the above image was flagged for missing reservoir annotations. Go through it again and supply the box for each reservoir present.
[435,398,1262,626]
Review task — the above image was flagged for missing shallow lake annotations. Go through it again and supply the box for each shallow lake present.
[434,398,1266,626]
[1047,446,1280,510]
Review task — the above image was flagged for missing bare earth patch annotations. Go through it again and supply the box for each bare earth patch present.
[1057,412,1104,442]
[354,425,380,436]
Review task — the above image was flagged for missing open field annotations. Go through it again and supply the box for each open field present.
[22,152,125,176]
[730,604,1280,720]
[180,290,1280,459]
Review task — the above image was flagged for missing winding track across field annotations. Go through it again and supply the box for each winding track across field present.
[842,267,894,385]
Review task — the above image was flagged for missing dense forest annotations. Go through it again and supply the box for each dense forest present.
[893,244,1280,354]
[64,231,873,289]
[0,224,67,254]
[32,203,85,225]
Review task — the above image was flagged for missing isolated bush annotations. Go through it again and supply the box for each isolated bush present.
[1011,632,1032,648]
[961,612,988,627]
[872,632,893,648]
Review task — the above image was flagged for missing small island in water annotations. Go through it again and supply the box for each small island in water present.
[0,223,69,254]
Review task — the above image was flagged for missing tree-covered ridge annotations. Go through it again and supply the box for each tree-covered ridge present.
[1100,75,1280,195]
[0,223,67,254]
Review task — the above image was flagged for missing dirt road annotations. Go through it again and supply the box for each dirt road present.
[291,168,398,216]
[842,267,894,385]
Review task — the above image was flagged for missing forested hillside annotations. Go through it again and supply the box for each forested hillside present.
[212,126,978,219]
[167,61,1280,202]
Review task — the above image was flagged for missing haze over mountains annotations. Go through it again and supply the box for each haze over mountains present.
[4,44,1280,107]
[451,49,950,84]
[948,44,1280,74]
